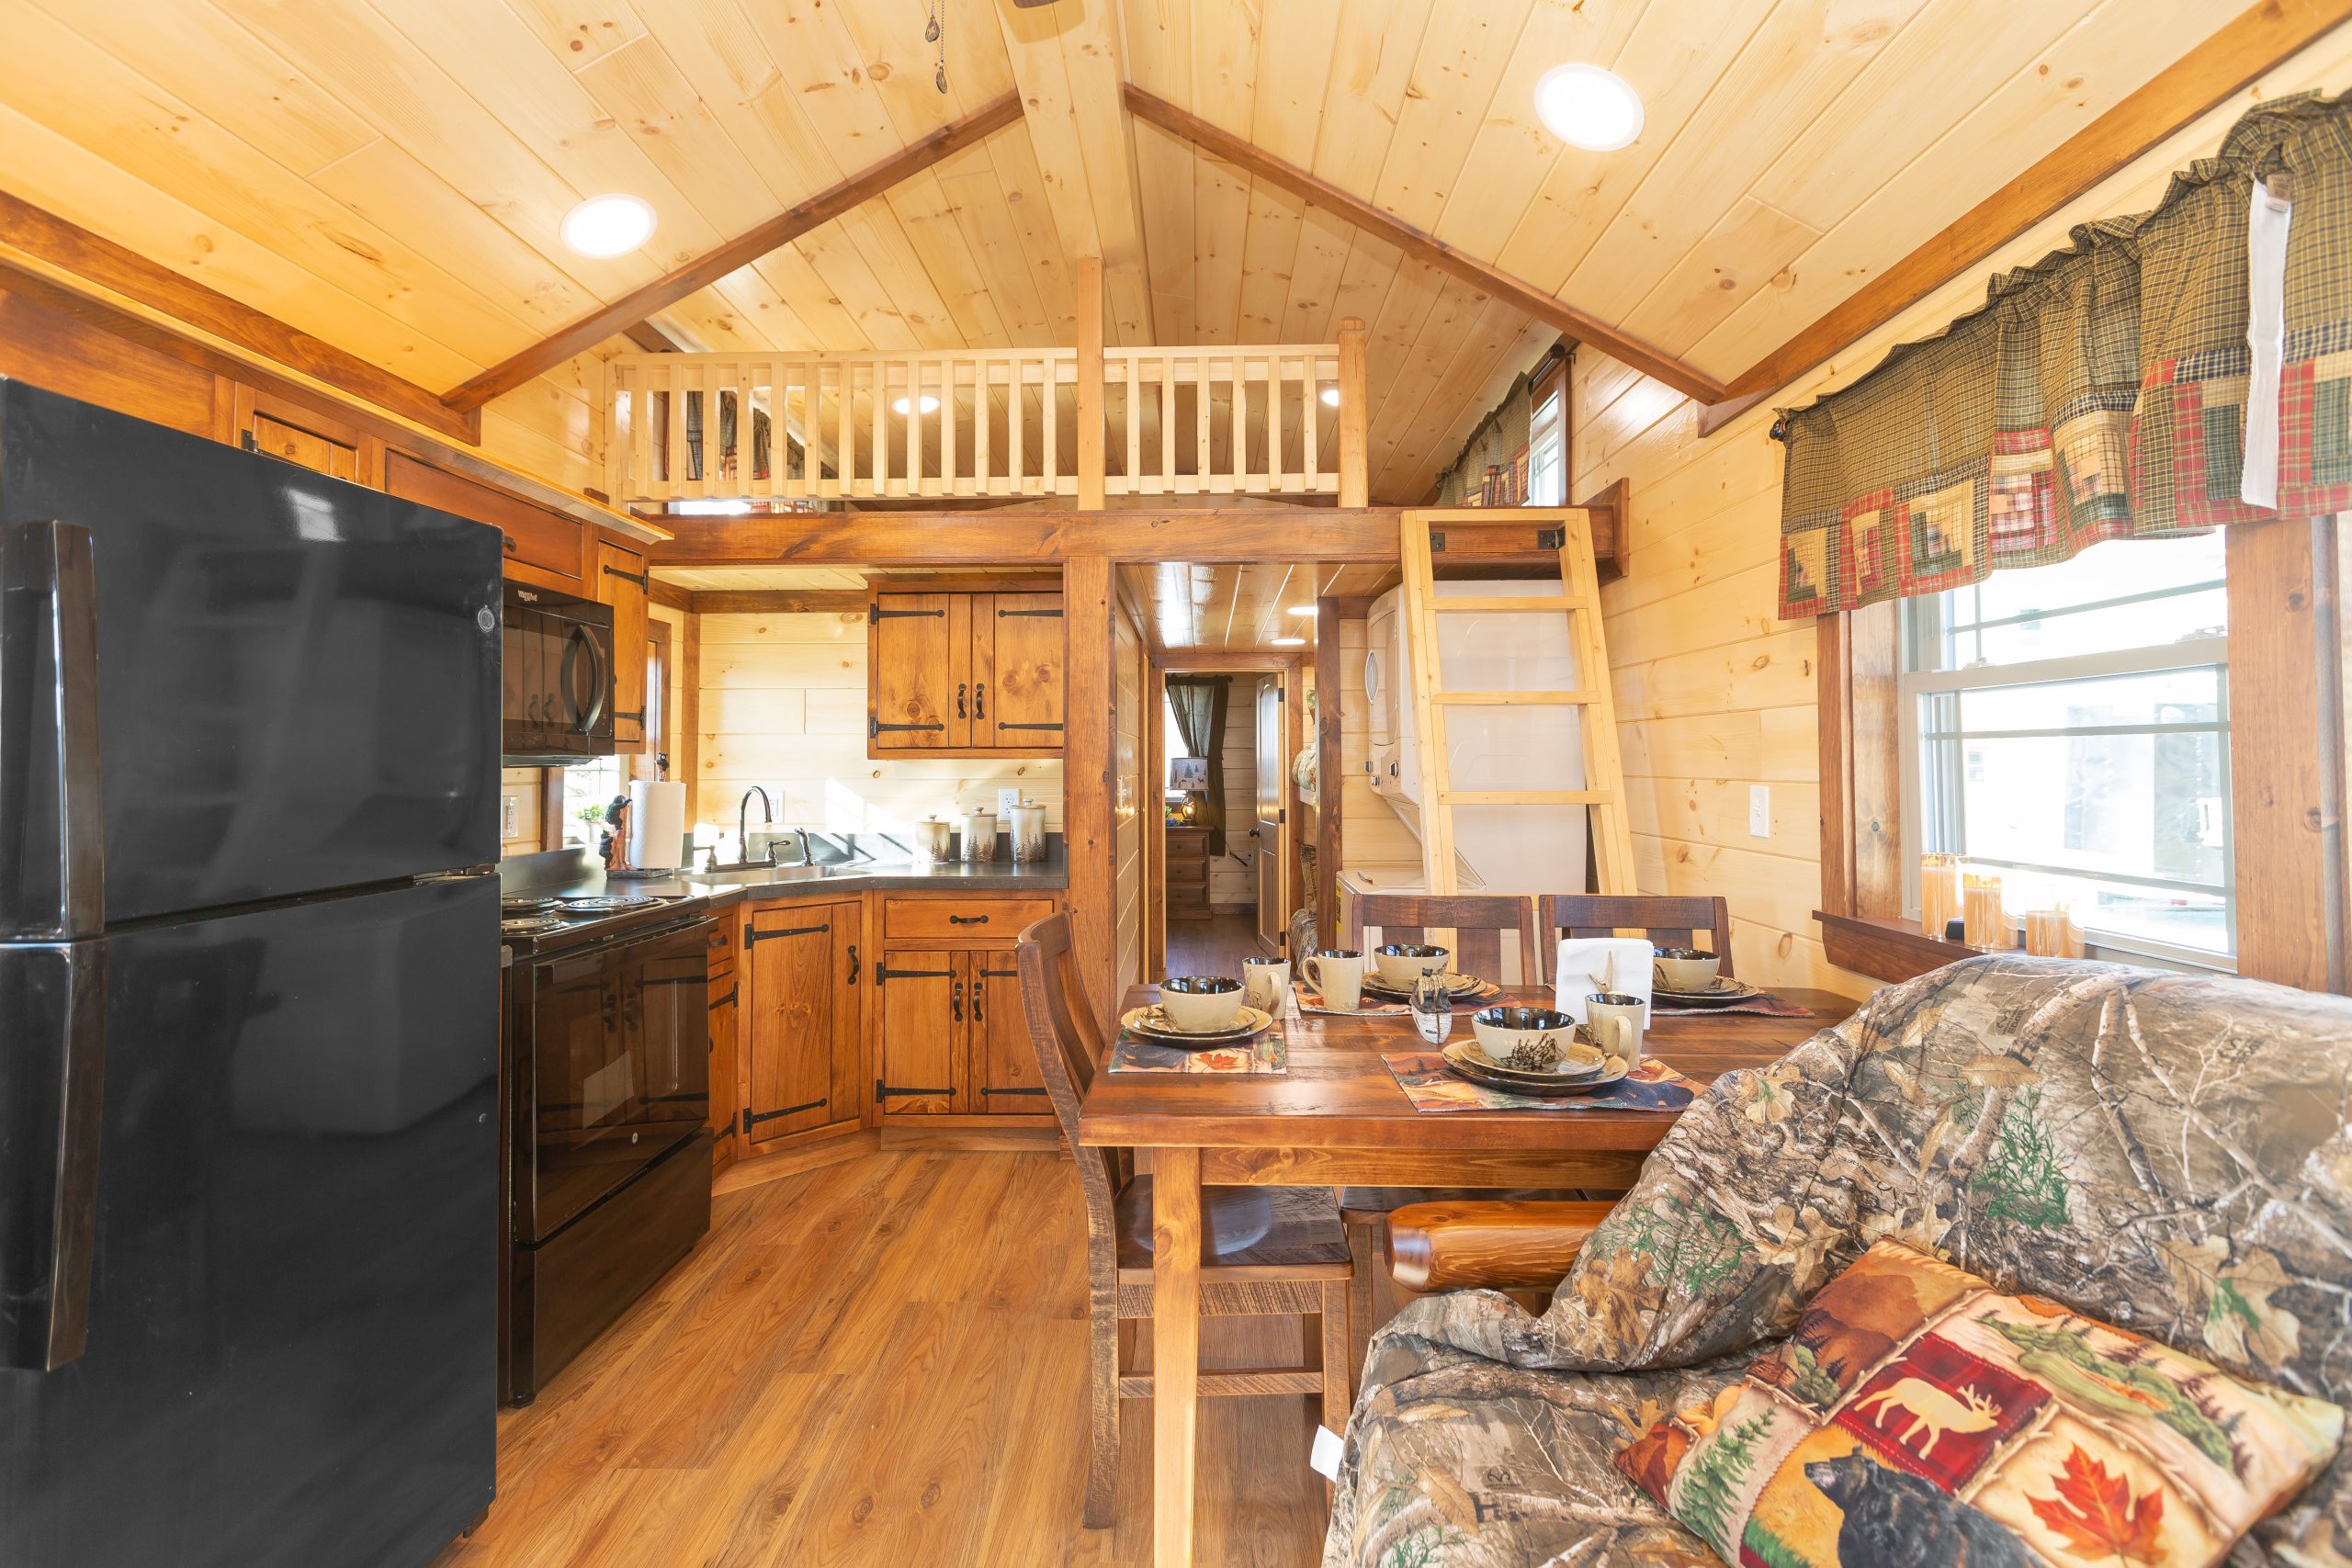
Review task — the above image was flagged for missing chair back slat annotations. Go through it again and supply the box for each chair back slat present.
[1346,893,1535,986]
[1536,894,1734,982]
[1016,913,1124,1219]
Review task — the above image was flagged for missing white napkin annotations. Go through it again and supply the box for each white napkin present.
[1552,938,1654,1026]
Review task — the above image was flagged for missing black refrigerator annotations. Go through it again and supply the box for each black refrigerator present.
[0,381,503,1567]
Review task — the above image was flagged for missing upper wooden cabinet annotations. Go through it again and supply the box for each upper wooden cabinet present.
[594,538,649,753]
[385,450,583,591]
[867,588,1064,758]
[230,386,382,488]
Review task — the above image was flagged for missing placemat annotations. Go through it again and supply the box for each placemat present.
[1108,1032,1288,1075]
[1650,991,1816,1019]
[1383,1052,1694,1112]
[1290,980,1408,1017]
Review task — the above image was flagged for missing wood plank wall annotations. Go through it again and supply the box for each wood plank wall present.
[694,610,1065,849]
[1571,17,2352,1002]
[1211,682,1261,910]
[1335,614,1419,873]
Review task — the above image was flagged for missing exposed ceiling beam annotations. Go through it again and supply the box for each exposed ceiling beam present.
[1122,84,1725,405]
[623,321,688,354]
[441,90,1028,413]
[0,188,479,443]
[1721,0,2352,400]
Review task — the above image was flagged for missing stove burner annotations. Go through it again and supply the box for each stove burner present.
[560,895,664,914]
[501,916,569,936]
[501,896,562,915]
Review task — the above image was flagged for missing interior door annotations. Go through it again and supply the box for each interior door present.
[981,592,1066,750]
[869,592,966,751]
[875,952,962,1113]
[1253,678,1285,954]
[742,905,849,1145]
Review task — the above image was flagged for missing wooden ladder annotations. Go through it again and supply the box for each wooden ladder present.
[1397,507,1637,898]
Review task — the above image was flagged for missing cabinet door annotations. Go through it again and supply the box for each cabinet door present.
[249,411,361,480]
[875,950,964,1113]
[707,973,738,1150]
[386,450,583,588]
[967,954,1047,1113]
[870,593,968,751]
[595,539,650,752]
[742,904,854,1145]
[979,592,1065,749]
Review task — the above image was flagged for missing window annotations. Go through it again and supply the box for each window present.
[1526,387,1565,506]
[1901,534,2232,963]
[562,755,626,851]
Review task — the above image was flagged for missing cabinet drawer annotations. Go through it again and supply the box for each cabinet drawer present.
[881,896,1055,948]
[1166,861,1209,886]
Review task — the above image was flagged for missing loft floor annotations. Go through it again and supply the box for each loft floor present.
[433,1147,1329,1568]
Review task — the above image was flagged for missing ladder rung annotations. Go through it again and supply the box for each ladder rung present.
[1437,789,1612,806]
[1431,596,1580,613]
[1432,690,1599,705]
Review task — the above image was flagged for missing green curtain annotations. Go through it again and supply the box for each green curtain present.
[1777,89,2352,620]
[1165,675,1230,856]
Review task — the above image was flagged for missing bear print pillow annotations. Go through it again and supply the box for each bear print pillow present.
[1614,1240,2343,1568]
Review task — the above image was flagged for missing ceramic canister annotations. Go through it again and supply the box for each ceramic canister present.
[1010,801,1047,863]
[914,818,954,863]
[960,810,998,863]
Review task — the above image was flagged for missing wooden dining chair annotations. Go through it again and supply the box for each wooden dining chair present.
[1537,894,1735,983]
[1015,912,1352,1529]
[1344,892,1540,987]
[1338,889,1569,1392]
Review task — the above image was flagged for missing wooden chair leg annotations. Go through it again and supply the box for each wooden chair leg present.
[1321,1279,1349,1506]
[1345,1213,1376,1400]
[1086,1300,1120,1529]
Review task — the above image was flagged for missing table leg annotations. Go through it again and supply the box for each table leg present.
[1152,1145,1202,1568]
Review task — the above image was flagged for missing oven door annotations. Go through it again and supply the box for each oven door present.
[503,585,614,762]
[517,919,709,1243]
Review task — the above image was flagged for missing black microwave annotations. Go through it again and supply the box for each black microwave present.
[503,581,615,762]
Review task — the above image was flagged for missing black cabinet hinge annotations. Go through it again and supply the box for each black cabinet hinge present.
[996,721,1064,732]
[870,716,945,739]
[602,563,650,589]
[979,1087,1049,1098]
[741,1100,826,1133]
[869,604,947,624]
[747,922,830,943]
[876,1080,955,1099]
[873,962,955,987]
[997,606,1064,618]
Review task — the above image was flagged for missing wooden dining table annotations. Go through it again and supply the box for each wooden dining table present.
[1078,983,1856,1568]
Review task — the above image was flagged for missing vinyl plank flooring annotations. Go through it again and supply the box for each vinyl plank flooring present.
[432,1149,1330,1568]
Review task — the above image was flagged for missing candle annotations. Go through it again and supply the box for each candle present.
[1963,874,2009,950]
[2023,908,2084,958]
[1920,854,1962,941]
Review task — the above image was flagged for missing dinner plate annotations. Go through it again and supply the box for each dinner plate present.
[1121,1004,1274,1048]
[1653,977,1764,1008]
[1363,971,1495,1002]
[1453,1036,1607,1086]
[1441,1041,1628,1097]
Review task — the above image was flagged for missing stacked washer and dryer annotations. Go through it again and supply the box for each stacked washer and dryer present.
[1340,581,1589,974]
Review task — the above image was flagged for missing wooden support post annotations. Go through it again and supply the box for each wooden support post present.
[1077,256,1106,510]
[1315,597,1343,945]
[1337,318,1368,509]
[1065,555,1119,1029]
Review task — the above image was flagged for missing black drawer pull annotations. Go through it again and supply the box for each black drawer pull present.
[971,977,983,1024]
[956,682,967,717]
[747,922,830,943]
[846,942,858,985]
[948,913,990,926]
[952,976,963,1023]
[974,682,985,720]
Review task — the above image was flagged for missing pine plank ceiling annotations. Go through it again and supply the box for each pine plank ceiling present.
[0,0,2227,503]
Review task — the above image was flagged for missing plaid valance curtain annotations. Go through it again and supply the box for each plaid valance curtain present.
[1777,89,2352,620]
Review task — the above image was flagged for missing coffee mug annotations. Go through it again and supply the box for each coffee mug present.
[1240,955,1292,1010]
[1586,991,1646,1068]
[1304,950,1366,1011]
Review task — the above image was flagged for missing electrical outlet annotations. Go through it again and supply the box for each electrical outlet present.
[997,787,1022,818]
[1748,784,1770,840]
[502,793,520,840]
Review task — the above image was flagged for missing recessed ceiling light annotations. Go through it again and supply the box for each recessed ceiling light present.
[1289,605,1317,616]
[1533,63,1644,152]
[1271,636,1306,647]
[892,395,942,415]
[1319,387,1341,407]
[560,194,657,258]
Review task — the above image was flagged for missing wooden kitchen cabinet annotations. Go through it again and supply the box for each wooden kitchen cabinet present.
[231,385,381,487]
[706,916,740,1173]
[967,954,1046,1112]
[385,450,585,591]
[594,538,650,752]
[874,951,966,1114]
[866,589,1062,758]
[739,899,863,1153]
[872,892,1058,1123]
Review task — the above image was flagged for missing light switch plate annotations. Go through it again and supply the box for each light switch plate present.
[503,793,520,839]
[1748,784,1770,839]
[997,787,1023,818]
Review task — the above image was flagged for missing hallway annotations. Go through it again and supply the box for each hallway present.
[1163,912,1261,976]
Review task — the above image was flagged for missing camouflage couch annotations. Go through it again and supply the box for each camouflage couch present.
[1323,956,2352,1567]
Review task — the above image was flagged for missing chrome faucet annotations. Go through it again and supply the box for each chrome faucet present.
[737,786,776,867]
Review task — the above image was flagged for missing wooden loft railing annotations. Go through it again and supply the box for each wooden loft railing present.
[599,318,1368,509]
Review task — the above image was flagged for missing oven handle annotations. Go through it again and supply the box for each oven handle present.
[561,623,608,736]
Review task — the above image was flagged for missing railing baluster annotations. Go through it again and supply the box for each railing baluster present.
[1124,353,1140,497]
[1233,353,1250,492]
[1041,355,1058,495]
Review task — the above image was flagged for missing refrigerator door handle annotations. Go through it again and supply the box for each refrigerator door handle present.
[0,520,106,941]
[1,941,107,1371]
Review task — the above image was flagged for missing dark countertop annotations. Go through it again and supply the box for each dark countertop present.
[505,843,1067,909]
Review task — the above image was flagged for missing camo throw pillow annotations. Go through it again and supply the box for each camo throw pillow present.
[1613,1240,2344,1568]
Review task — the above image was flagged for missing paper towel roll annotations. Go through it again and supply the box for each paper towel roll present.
[627,781,687,871]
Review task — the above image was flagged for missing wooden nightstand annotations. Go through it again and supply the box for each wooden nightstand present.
[1165,824,1213,918]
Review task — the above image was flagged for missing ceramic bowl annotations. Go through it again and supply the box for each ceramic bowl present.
[1159,975,1247,1033]
[1468,1006,1593,1074]
[1653,947,1723,993]
[1372,942,1451,987]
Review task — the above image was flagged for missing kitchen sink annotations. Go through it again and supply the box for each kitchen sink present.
[684,862,910,886]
